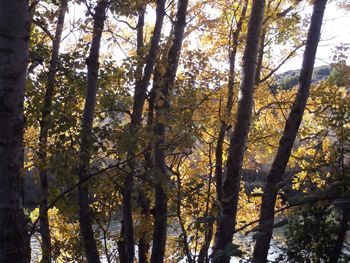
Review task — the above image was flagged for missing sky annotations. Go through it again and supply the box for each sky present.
[63,1,350,74]
[278,1,350,72]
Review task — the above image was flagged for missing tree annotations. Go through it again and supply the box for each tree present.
[213,0,266,261]
[0,0,30,262]
[120,1,166,262]
[37,1,68,261]
[15,0,350,261]
[252,0,328,261]
[215,0,248,210]
[283,63,350,263]
[77,1,109,262]
[150,0,189,262]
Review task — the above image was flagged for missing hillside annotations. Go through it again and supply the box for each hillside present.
[273,65,332,90]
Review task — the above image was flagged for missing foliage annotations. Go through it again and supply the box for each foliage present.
[19,0,350,262]
[30,207,83,262]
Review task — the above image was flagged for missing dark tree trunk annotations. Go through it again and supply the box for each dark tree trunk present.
[77,1,108,262]
[121,1,166,262]
[37,1,67,261]
[120,5,147,262]
[329,207,349,263]
[255,28,266,85]
[117,226,127,263]
[252,1,327,262]
[198,220,213,263]
[137,190,151,263]
[198,143,215,263]
[136,50,168,263]
[150,0,189,262]
[175,169,193,263]
[0,0,30,262]
[215,0,247,208]
[212,1,265,261]
[130,0,167,129]
[135,5,146,83]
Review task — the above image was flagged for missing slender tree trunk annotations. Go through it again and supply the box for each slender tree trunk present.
[121,5,146,262]
[198,221,213,263]
[255,28,266,85]
[252,1,327,262]
[135,5,146,83]
[38,1,67,261]
[175,169,193,263]
[0,1,30,262]
[212,1,265,261]
[77,1,108,262]
[130,0,167,129]
[138,190,151,263]
[329,207,350,263]
[136,53,167,263]
[215,0,247,207]
[150,1,189,262]
[121,1,166,262]
[198,144,214,263]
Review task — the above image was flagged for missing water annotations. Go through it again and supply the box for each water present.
[30,229,283,262]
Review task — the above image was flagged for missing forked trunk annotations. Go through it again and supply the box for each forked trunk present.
[213,1,265,261]
[121,1,166,262]
[215,0,248,203]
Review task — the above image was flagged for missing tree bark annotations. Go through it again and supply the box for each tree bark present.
[329,207,349,263]
[212,1,265,261]
[0,0,30,262]
[198,143,215,263]
[215,0,247,209]
[252,1,327,262]
[130,0,167,129]
[150,0,189,262]
[77,1,108,262]
[121,1,166,262]
[37,1,67,261]
[255,28,266,85]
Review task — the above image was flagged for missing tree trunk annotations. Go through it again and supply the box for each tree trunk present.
[215,0,247,210]
[77,1,108,262]
[198,220,213,263]
[198,143,215,263]
[329,207,349,263]
[150,0,189,262]
[136,50,168,263]
[255,28,266,85]
[130,0,167,130]
[252,1,327,262]
[121,1,166,262]
[138,190,151,263]
[37,1,67,261]
[212,1,265,261]
[0,1,30,262]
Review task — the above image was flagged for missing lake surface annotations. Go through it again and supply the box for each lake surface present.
[30,223,284,262]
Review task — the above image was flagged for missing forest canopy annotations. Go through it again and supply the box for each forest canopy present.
[0,0,349,262]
